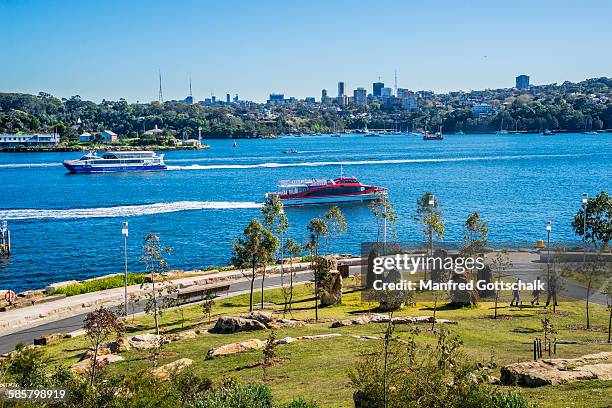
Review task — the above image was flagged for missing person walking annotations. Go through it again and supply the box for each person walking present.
[510,279,521,307]
[531,276,541,305]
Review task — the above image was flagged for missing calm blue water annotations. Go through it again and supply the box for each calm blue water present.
[1,133,610,292]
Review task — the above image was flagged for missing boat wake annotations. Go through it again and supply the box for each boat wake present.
[166,153,584,171]
[0,201,262,220]
[0,162,62,169]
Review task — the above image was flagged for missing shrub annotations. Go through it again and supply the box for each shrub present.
[53,274,146,296]
[278,398,319,408]
[188,378,273,408]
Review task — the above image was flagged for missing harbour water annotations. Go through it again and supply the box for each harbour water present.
[1,133,610,292]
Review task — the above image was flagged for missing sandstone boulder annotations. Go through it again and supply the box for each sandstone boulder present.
[501,352,612,387]
[33,333,65,346]
[102,337,131,353]
[240,311,275,325]
[331,316,370,327]
[129,333,162,350]
[211,316,267,334]
[297,334,342,340]
[71,354,124,375]
[275,337,297,345]
[151,358,193,380]
[206,338,265,359]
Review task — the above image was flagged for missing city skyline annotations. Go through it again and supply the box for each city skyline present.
[1,0,612,102]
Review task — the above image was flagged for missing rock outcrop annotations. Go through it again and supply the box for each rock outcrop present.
[129,333,163,350]
[206,338,265,359]
[501,352,612,387]
[151,358,193,380]
[210,316,267,334]
[71,354,124,375]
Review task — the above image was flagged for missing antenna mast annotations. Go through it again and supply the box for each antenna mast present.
[394,69,398,96]
[189,77,193,99]
[158,71,164,103]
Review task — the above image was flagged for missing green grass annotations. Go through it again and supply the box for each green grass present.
[52,273,147,296]
[40,280,612,407]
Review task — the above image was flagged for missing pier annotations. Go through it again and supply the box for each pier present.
[0,221,10,257]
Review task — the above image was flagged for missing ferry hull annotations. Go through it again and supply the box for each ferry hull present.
[280,193,380,206]
[63,162,167,173]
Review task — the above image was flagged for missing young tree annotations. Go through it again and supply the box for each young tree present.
[141,232,173,336]
[262,329,277,380]
[368,192,396,254]
[231,220,278,312]
[202,292,215,323]
[307,218,328,257]
[604,283,612,343]
[307,218,329,321]
[83,307,124,386]
[571,191,612,248]
[414,192,445,282]
[324,205,347,254]
[284,238,302,316]
[463,211,489,256]
[261,194,289,288]
[562,255,610,329]
[490,251,512,319]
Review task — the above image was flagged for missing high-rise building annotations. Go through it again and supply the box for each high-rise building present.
[381,87,393,98]
[337,81,345,97]
[226,93,231,103]
[515,75,530,90]
[373,82,384,97]
[268,93,285,105]
[305,97,316,104]
[321,89,328,103]
[354,88,367,105]
[233,94,239,103]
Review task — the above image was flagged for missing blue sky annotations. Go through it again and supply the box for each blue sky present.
[1,0,611,102]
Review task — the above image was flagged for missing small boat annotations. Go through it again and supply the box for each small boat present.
[364,133,382,137]
[581,131,598,135]
[265,175,386,206]
[496,118,509,134]
[331,134,341,138]
[542,129,556,136]
[283,149,299,154]
[423,126,444,140]
[455,130,465,135]
[232,141,238,147]
[63,151,166,174]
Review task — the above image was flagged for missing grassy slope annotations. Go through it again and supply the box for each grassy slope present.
[41,280,612,407]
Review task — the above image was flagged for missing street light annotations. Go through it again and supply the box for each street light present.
[427,195,435,281]
[121,222,129,319]
[582,193,588,262]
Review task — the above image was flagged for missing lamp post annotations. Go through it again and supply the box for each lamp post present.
[427,195,435,281]
[546,221,552,303]
[582,193,588,262]
[121,222,129,319]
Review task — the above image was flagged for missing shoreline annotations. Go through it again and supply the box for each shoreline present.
[0,144,211,153]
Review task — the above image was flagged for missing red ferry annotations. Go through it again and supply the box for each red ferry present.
[266,175,386,206]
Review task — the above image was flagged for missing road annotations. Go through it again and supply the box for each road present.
[1,256,608,355]
[0,267,340,355]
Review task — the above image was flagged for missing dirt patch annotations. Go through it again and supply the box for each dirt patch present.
[565,324,608,333]
[145,351,179,361]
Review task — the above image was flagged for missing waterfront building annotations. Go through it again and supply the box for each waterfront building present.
[338,81,345,97]
[0,133,59,147]
[381,87,393,97]
[373,82,384,97]
[516,74,530,90]
[79,131,92,142]
[101,130,118,142]
[143,124,164,136]
[354,88,367,105]
[472,103,494,117]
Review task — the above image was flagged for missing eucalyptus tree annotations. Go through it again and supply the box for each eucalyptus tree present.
[414,192,446,281]
[231,220,278,312]
[260,194,289,291]
[572,191,612,249]
[324,205,347,255]
[284,237,302,315]
[368,192,397,254]
[141,232,173,336]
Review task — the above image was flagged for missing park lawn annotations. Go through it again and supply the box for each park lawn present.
[41,280,612,407]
